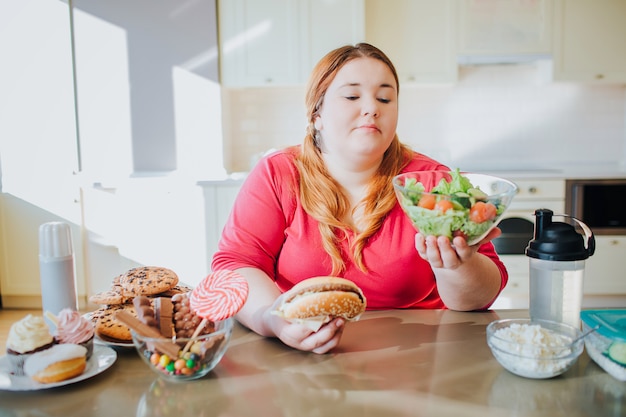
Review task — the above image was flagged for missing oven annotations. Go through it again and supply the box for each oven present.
[565,178,626,236]
[490,178,566,308]
[564,178,626,302]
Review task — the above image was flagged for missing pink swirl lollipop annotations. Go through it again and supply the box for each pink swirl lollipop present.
[190,270,249,321]
[181,271,248,355]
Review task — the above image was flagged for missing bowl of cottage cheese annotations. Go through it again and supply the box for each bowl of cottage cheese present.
[486,318,584,379]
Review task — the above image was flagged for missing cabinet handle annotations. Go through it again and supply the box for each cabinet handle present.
[528,186,537,194]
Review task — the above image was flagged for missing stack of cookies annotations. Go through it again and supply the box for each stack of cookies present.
[89,266,191,343]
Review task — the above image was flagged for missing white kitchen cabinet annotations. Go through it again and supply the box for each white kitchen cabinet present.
[364,0,458,84]
[66,178,243,298]
[199,179,244,262]
[584,236,626,294]
[552,0,626,83]
[505,178,566,214]
[457,0,552,61]
[102,180,212,288]
[301,0,365,74]
[219,0,302,87]
[496,255,530,296]
[219,0,365,87]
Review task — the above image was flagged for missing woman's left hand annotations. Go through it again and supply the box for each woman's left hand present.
[415,227,501,270]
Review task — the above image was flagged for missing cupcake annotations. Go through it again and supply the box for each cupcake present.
[5,314,54,376]
[53,308,95,360]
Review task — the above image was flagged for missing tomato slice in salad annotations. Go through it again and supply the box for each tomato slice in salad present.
[417,194,436,210]
[434,200,454,213]
[469,201,498,223]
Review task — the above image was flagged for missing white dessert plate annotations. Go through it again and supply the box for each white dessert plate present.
[0,345,117,391]
[94,334,134,349]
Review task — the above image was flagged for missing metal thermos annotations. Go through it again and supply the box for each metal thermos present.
[526,209,595,329]
[39,221,78,328]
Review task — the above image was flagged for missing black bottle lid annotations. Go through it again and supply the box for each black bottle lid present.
[525,209,595,261]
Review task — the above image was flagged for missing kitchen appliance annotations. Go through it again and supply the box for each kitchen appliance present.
[565,178,626,236]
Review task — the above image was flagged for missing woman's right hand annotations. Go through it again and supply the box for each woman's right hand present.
[233,267,346,354]
[264,295,346,354]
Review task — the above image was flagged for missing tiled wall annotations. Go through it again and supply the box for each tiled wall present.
[222,63,626,173]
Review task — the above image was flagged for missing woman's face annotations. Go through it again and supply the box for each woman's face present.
[314,57,398,169]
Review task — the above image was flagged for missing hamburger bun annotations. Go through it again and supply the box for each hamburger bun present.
[276,277,366,324]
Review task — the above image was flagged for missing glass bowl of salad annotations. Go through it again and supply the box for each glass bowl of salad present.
[393,169,518,245]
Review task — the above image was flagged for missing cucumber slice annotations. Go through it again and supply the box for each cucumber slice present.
[451,193,471,209]
[467,187,488,199]
[607,342,626,365]
[450,199,467,211]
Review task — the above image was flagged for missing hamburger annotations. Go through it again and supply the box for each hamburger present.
[274,277,366,331]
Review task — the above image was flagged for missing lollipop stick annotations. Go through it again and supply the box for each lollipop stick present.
[181,317,208,356]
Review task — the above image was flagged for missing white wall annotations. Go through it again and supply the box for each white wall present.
[222,63,626,174]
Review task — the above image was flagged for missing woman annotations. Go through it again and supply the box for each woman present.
[212,43,507,354]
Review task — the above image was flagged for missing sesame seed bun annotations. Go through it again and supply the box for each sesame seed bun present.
[276,277,366,321]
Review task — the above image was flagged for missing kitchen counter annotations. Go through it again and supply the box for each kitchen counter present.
[463,162,626,180]
[195,162,626,185]
[0,308,624,417]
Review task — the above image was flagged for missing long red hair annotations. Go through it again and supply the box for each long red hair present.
[294,43,413,275]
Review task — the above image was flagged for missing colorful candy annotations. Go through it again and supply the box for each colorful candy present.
[144,349,205,376]
[137,270,243,379]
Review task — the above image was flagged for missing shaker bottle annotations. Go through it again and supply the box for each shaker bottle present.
[39,221,78,328]
[526,209,595,329]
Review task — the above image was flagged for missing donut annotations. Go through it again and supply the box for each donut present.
[24,344,87,384]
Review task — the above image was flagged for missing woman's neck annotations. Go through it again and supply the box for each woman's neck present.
[324,154,380,188]
[323,156,381,231]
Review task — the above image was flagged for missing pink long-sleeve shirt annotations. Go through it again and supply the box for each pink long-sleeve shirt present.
[212,146,508,310]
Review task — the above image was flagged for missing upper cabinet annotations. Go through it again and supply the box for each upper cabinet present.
[218,0,302,87]
[552,0,626,83]
[365,0,457,85]
[457,0,552,63]
[220,0,457,86]
[218,0,626,87]
[218,0,365,87]
[301,0,365,74]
